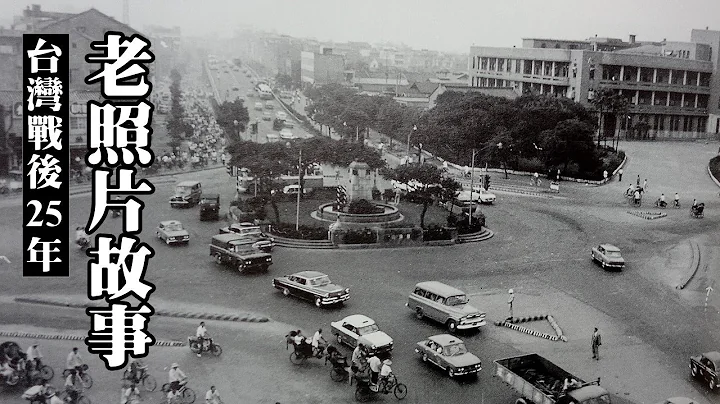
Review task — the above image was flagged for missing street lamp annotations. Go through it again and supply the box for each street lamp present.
[468,148,476,226]
[233,119,239,139]
[406,125,417,165]
[286,142,302,231]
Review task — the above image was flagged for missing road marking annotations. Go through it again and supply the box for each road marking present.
[706,283,714,312]
[0,256,10,264]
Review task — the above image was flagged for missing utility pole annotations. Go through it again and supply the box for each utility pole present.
[406,125,416,165]
[296,149,302,231]
[469,148,476,226]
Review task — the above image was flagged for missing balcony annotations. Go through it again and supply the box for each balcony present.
[599,79,710,94]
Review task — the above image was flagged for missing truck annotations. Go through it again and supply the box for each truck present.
[494,354,610,404]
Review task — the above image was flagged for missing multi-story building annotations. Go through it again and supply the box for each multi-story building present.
[301,47,345,86]
[470,30,720,139]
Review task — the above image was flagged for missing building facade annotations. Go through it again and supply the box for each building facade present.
[470,30,720,139]
[300,48,345,85]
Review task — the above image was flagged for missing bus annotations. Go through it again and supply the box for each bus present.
[256,83,273,100]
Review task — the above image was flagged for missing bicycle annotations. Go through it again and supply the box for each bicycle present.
[354,373,407,402]
[123,365,157,391]
[161,382,196,404]
[62,365,92,389]
[57,388,91,404]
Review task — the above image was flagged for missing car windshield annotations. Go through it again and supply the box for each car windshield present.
[356,324,379,335]
[310,276,330,287]
[201,198,217,204]
[443,343,468,356]
[165,223,183,231]
[605,251,622,257]
[175,186,191,196]
[445,295,469,306]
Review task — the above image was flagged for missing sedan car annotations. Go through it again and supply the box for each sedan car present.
[591,244,625,270]
[279,129,296,140]
[156,220,189,245]
[273,270,349,307]
[468,186,497,204]
[656,399,699,404]
[690,351,720,391]
[330,314,393,356]
[262,111,272,121]
[415,334,482,378]
[219,223,275,252]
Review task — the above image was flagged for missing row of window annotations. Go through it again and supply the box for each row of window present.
[633,115,709,132]
[473,57,571,78]
[601,65,711,87]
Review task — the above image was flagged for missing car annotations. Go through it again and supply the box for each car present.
[272,271,350,308]
[591,244,625,270]
[266,133,280,143]
[467,186,497,204]
[155,220,190,245]
[247,90,254,97]
[254,102,263,111]
[209,233,272,273]
[231,86,239,91]
[440,199,481,215]
[264,101,274,109]
[656,399,700,404]
[690,351,720,391]
[218,223,275,252]
[262,111,272,121]
[279,129,296,140]
[283,120,295,129]
[282,184,312,196]
[330,314,393,356]
[275,111,287,120]
[407,281,487,332]
[199,193,220,221]
[170,181,202,208]
[415,334,482,378]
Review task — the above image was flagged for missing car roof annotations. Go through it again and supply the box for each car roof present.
[414,281,466,297]
[160,220,181,226]
[176,180,200,187]
[212,233,246,243]
[703,351,720,363]
[202,193,219,198]
[293,271,327,279]
[599,244,620,251]
[342,314,375,326]
[658,398,698,404]
[428,334,462,346]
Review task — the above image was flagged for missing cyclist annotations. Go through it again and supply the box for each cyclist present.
[26,343,43,371]
[168,363,187,395]
[195,322,209,357]
[378,359,394,391]
[205,385,222,404]
[64,372,80,403]
[65,347,83,384]
[674,193,680,207]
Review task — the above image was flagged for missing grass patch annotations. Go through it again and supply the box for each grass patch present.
[710,156,720,184]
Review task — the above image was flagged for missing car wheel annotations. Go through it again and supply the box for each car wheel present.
[214,254,222,265]
[422,353,428,362]
[690,364,698,377]
[283,288,290,297]
[166,238,171,245]
[315,297,322,308]
[447,320,457,333]
[336,334,343,344]
[710,378,717,391]
[448,368,455,378]
[415,308,424,320]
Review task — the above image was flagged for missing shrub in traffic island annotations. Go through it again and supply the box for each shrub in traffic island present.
[348,199,384,214]
[371,188,382,201]
[448,213,485,235]
[423,225,453,241]
[710,155,720,182]
[341,228,377,244]
[382,189,396,202]
[377,225,423,243]
[271,222,328,240]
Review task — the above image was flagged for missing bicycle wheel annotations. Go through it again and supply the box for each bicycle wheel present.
[182,387,196,404]
[330,368,345,382]
[355,386,371,402]
[142,374,157,391]
[62,369,72,378]
[161,382,171,393]
[39,365,54,381]
[289,352,304,365]
[211,344,222,357]
[394,383,408,400]
[80,373,93,389]
[78,395,91,404]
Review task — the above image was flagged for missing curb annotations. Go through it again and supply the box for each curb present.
[457,229,495,243]
[493,314,567,342]
[677,241,701,290]
[0,330,185,347]
[708,164,720,188]
[13,297,270,323]
[626,210,667,220]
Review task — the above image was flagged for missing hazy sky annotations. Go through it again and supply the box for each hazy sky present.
[2,0,719,53]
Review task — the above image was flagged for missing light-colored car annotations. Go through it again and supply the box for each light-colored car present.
[656,398,699,404]
[407,281,487,332]
[266,133,280,143]
[330,314,393,356]
[156,220,189,245]
[275,111,287,120]
[262,111,272,121]
[591,244,625,270]
[466,186,497,204]
[279,129,296,140]
[264,101,274,109]
[272,270,350,307]
[254,102,263,111]
[219,223,275,252]
[415,334,482,378]
[282,184,312,195]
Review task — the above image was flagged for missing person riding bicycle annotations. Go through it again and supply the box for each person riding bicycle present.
[168,363,187,394]
[205,385,222,404]
[65,347,83,383]
[633,190,641,206]
[368,355,382,390]
[121,381,141,404]
[64,372,80,403]
[26,343,43,371]
[311,328,327,357]
[377,359,393,391]
[656,193,667,207]
[674,193,680,207]
[125,357,145,384]
[195,322,209,357]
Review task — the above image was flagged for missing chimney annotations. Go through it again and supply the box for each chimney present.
[629,34,636,44]
[32,4,40,12]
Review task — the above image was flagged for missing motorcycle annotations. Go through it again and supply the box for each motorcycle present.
[654,199,667,208]
[188,337,222,356]
[690,203,705,218]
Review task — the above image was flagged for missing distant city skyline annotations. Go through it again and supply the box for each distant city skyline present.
[1,0,719,54]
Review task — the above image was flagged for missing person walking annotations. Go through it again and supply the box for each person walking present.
[591,328,602,360]
[636,175,640,186]
[618,168,623,182]
[507,289,515,320]
[603,170,608,181]
[643,179,648,191]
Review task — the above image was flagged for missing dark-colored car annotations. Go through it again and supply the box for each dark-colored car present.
[219,223,274,252]
[209,233,272,273]
[415,334,482,378]
[199,194,220,221]
[272,270,349,307]
[690,351,720,391]
[170,181,202,208]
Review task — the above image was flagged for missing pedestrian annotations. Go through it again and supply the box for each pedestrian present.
[507,289,515,320]
[618,168,623,182]
[591,327,602,360]
[557,169,561,181]
[643,179,648,191]
[533,172,539,186]
[636,175,640,186]
[603,170,608,181]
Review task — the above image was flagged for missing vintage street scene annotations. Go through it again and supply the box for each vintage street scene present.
[0,1,718,404]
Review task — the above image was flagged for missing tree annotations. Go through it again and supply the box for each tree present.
[216,99,250,138]
[590,88,626,147]
[382,163,458,228]
[539,118,598,175]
